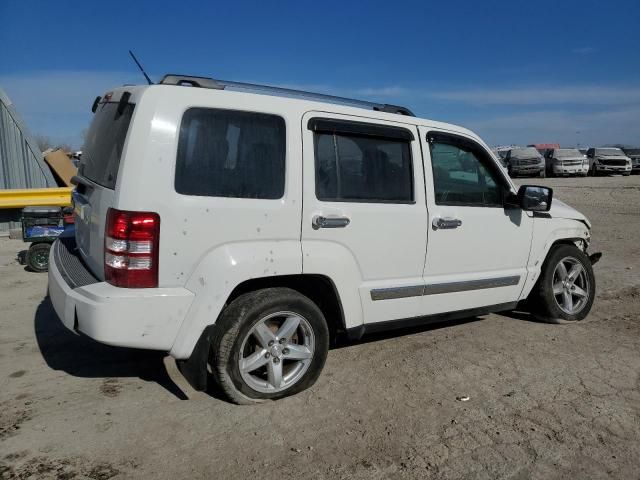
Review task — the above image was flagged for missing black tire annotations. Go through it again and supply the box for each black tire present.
[539,169,546,178]
[209,287,329,404]
[623,172,631,176]
[26,242,51,272]
[530,244,595,323]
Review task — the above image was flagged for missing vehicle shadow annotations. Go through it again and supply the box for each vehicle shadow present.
[34,296,188,400]
[334,316,482,349]
[495,308,547,324]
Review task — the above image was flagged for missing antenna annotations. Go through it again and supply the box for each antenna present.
[128,50,153,85]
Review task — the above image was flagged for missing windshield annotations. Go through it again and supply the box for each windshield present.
[511,148,540,159]
[80,102,135,189]
[555,149,582,157]
[596,148,624,156]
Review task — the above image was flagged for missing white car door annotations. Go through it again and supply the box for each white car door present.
[418,128,533,315]
[301,112,428,326]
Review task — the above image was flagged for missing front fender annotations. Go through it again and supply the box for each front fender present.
[169,240,302,359]
[520,217,591,299]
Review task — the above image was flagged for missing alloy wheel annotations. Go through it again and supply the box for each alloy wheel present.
[552,256,590,315]
[238,311,315,393]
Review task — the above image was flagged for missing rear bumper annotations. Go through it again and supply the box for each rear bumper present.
[48,235,194,351]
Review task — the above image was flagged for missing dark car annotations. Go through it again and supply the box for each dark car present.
[621,147,640,174]
[504,147,545,178]
[586,148,632,176]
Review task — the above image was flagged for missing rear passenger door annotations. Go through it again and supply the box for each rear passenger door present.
[301,112,428,325]
[418,128,532,315]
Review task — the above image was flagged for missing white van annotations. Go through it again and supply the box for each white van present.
[49,75,601,404]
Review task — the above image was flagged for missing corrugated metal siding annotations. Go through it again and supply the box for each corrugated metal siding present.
[0,87,57,233]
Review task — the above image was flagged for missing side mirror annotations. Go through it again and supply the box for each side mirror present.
[517,185,553,211]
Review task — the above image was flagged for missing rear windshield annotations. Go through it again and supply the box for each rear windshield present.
[79,102,135,189]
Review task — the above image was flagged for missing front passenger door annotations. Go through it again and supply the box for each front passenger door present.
[418,128,533,316]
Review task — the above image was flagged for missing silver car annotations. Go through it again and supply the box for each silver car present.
[545,148,589,177]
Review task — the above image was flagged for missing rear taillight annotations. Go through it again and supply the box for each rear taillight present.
[104,208,160,288]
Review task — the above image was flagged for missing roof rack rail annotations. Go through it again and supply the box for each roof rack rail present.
[158,74,415,116]
[160,74,224,90]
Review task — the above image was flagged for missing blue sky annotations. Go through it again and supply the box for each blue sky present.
[1,0,639,148]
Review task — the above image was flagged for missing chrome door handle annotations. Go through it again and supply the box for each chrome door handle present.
[312,215,350,229]
[432,217,462,230]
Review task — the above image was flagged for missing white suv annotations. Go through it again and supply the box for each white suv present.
[49,75,601,404]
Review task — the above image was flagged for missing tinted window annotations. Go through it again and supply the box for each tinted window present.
[595,148,624,156]
[314,131,413,203]
[510,147,541,159]
[430,138,503,207]
[80,102,134,189]
[176,108,285,199]
[555,148,582,157]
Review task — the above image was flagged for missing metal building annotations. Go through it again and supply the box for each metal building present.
[0,86,57,233]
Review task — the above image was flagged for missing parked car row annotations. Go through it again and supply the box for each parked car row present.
[492,146,638,178]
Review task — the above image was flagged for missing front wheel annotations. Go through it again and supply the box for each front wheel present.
[210,288,329,404]
[530,244,596,323]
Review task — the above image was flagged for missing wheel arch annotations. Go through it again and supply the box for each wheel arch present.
[225,274,346,343]
[176,274,346,392]
[521,218,591,300]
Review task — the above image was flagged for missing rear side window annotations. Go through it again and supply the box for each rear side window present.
[311,122,413,203]
[175,108,286,199]
[80,102,134,189]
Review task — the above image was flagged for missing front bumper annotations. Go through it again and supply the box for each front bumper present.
[511,165,544,176]
[48,234,194,351]
[552,164,588,176]
[594,163,631,173]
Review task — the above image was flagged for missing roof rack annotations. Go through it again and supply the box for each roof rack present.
[158,74,415,116]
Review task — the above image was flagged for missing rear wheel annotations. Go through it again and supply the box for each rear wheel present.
[209,288,329,404]
[530,244,595,323]
[26,242,51,272]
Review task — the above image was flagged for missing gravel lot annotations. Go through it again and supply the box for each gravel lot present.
[1,175,639,479]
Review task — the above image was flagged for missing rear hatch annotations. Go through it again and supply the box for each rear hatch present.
[73,92,136,279]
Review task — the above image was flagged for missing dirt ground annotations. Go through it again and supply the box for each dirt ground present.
[1,175,639,479]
